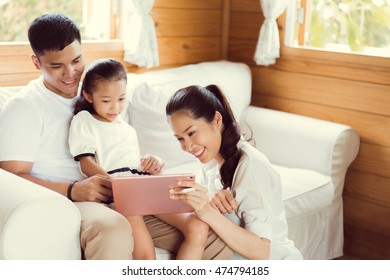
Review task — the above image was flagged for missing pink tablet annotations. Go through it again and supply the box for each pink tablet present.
[112,173,195,216]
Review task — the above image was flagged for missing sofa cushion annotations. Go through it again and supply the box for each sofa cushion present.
[0,87,18,114]
[127,61,252,170]
[273,165,333,219]
[128,81,197,169]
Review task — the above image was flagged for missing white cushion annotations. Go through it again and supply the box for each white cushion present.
[0,169,81,259]
[0,87,18,114]
[273,165,333,219]
[127,61,252,170]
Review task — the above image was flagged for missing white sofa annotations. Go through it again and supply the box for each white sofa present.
[0,61,359,260]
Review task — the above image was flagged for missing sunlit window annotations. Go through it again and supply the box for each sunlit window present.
[0,0,122,42]
[285,0,390,57]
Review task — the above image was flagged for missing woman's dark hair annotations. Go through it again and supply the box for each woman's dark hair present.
[73,58,127,115]
[28,13,81,57]
[166,85,241,189]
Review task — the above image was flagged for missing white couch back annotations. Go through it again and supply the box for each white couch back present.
[126,61,252,170]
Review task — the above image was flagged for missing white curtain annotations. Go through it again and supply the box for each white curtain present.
[254,0,289,66]
[123,0,159,68]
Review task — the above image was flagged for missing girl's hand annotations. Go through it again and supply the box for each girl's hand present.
[169,180,212,219]
[141,154,164,174]
[210,189,238,214]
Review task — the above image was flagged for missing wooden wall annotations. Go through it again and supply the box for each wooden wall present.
[1,0,389,260]
[228,0,390,259]
[0,0,228,86]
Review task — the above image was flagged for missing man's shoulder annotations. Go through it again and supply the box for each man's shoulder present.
[1,78,46,116]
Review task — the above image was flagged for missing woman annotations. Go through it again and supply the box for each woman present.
[166,84,303,260]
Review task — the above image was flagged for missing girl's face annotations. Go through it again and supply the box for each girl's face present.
[83,79,127,122]
[168,110,224,165]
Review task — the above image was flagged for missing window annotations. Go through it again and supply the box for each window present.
[284,0,390,57]
[0,0,122,42]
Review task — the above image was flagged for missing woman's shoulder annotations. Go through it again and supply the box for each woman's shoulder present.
[234,140,280,185]
[238,140,271,166]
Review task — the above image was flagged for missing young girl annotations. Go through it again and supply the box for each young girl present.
[166,84,303,259]
[68,58,209,260]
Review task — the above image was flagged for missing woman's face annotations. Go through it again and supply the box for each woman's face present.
[168,110,224,165]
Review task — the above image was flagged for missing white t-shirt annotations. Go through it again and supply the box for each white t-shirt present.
[200,140,303,260]
[68,111,141,173]
[0,77,83,182]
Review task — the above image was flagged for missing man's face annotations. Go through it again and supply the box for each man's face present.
[32,40,85,99]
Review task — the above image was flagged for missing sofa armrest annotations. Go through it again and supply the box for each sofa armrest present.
[0,169,81,259]
[240,106,360,197]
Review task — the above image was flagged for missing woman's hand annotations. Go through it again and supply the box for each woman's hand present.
[210,189,238,214]
[169,180,213,219]
[141,154,164,174]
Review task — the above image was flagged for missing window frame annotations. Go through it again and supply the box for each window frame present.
[278,12,390,86]
[284,0,390,60]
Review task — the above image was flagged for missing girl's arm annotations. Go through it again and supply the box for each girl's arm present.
[140,154,164,175]
[79,156,109,177]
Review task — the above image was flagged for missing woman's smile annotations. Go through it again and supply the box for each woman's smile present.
[193,147,205,159]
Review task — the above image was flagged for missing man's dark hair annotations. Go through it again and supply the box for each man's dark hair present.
[28,13,81,57]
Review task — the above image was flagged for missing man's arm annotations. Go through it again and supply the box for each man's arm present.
[0,160,112,203]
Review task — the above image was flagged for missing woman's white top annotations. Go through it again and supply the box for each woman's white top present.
[200,140,302,260]
[68,110,141,173]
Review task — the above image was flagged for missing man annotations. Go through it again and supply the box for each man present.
[0,13,231,260]
[0,13,133,259]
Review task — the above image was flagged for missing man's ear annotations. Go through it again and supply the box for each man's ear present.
[31,54,40,70]
[82,90,93,103]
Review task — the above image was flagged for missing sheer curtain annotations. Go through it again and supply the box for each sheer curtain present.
[123,0,159,68]
[254,0,289,66]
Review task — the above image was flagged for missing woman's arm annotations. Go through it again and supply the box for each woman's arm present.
[170,182,270,260]
[199,206,270,260]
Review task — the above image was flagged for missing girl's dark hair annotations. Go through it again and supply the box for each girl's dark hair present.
[28,13,81,57]
[166,85,241,189]
[73,58,127,115]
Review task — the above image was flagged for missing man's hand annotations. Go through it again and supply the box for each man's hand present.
[71,174,112,203]
[209,189,238,214]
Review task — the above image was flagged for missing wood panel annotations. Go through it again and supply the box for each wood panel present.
[230,12,262,40]
[156,37,221,65]
[252,67,390,116]
[345,170,390,208]
[154,0,222,10]
[153,9,222,37]
[277,48,390,86]
[344,224,390,260]
[350,143,390,178]
[0,41,125,86]
[344,196,390,236]
[251,95,390,147]
[231,0,261,12]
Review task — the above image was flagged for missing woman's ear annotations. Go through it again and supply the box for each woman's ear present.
[82,90,93,103]
[214,111,223,129]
